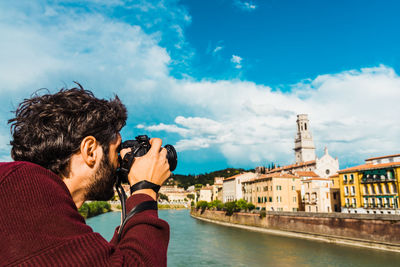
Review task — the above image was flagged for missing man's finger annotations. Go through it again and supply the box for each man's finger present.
[120,148,131,158]
[148,138,162,155]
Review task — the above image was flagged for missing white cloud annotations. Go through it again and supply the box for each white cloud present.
[235,1,257,11]
[231,55,243,69]
[213,46,223,54]
[0,1,399,171]
[144,65,400,167]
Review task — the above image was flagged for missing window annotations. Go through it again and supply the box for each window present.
[344,174,348,182]
[269,197,272,202]
[277,196,282,203]
[344,186,349,196]
[293,196,296,202]
[276,185,282,190]
[364,185,368,194]
[333,192,337,200]
[377,184,382,194]
[326,169,330,175]
[292,186,295,191]
[264,186,268,191]
[371,185,376,194]
[351,186,355,196]
[352,198,356,208]
[350,174,354,182]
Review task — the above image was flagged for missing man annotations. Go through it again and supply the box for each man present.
[0,86,171,266]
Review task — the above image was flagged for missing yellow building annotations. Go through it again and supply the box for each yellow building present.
[243,173,301,212]
[338,154,400,214]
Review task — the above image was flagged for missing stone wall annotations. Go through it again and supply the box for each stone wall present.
[191,209,400,245]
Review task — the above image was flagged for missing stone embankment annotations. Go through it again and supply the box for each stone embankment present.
[191,209,400,252]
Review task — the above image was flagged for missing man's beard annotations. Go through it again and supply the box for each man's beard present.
[85,154,117,201]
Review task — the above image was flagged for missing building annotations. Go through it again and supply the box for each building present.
[212,177,224,201]
[223,172,257,203]
[303,178,334,212]
[199,185,213,202]
[243,173,301,211]
[338,153,400,214]
[297,171,340,213]
[159,185,193,204]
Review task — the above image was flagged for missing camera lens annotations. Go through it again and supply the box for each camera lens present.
[164,144,177,171]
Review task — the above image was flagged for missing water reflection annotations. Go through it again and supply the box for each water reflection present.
[87,210,400,267]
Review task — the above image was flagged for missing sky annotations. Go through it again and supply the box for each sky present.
[0,0,400,175]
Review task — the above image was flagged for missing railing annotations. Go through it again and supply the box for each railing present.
[361,177,396,183]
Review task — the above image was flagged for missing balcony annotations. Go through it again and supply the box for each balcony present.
[361,176,396,184]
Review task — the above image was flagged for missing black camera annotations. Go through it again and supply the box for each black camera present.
[119,135,177,173]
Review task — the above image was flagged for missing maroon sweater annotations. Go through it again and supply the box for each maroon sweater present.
[0,161,169,266]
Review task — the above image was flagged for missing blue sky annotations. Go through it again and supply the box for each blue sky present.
[0,0,400,174]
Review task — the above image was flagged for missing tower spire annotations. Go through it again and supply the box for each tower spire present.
[294,114,316,163]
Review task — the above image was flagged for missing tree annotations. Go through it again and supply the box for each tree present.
[236,199,248,211]
[159,193,169,202]
[187,194,195,200]
[247,203,256,211]
[224,201,237,216]
[196,201,208,213]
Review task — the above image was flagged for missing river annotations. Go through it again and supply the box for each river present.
[87,210,400,266]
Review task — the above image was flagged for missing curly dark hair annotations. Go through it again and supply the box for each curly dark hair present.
[8,84,127,177]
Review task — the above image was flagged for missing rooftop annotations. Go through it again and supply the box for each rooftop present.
[267,160,316,173]
[338,161,400,173]
[294,171,319,178]
[365,153,400,161]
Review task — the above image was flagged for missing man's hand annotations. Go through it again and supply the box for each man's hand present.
[120,138,171,200]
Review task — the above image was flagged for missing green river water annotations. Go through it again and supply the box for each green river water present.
[86,210,400,266]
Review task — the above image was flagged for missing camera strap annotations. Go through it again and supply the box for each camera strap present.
[130,180,160,194]
[115,146,160,241]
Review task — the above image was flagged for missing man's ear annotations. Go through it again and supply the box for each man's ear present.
[80,136,99,167]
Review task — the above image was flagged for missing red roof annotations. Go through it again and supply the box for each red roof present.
[243,172,299,184]
[223,173,244,181]
[339,161,400,173]
[267,160,316,173]
[303,178,330,182]
[295,171,319,178]
[365,153,400,161]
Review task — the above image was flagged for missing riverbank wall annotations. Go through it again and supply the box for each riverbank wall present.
[190,209,400,252]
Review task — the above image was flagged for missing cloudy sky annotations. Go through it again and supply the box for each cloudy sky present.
[1,0,399,174]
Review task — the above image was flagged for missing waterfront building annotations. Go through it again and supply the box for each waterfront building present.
[159,185,193,204]
[297,171,340,212]
[303,178,334,212]
[223,172,257,203]
[212,177,224,201]
[199,185,213,202]
[242,173,301,211]
[338,153,400,214]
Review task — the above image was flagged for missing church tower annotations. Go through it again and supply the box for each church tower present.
[294,114,316,163]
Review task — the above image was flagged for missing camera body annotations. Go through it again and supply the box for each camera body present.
[119,135,177,173]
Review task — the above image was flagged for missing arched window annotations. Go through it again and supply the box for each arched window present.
[305,123,307,130]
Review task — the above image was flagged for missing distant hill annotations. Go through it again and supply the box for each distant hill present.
[166,168,254,189]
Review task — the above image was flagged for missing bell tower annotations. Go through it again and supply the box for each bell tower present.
[294,114,316,163]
